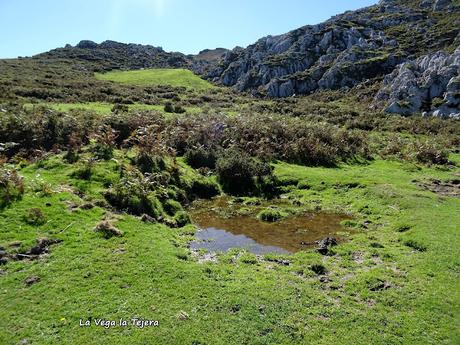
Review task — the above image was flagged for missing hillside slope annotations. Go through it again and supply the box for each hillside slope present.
[1,0,459,117]
[36,40,191,71]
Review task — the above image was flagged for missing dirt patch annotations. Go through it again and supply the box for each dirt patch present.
[1,238,62,263]
[417,178,460,198]
[352,251,364,264]
[94,220,123,239]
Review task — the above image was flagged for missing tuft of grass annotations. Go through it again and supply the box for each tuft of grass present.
[257,208,286,222]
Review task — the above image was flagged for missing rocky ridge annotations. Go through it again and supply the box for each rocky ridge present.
[200,0,459,101]
[193,0,459,117]
[36,40,191,71]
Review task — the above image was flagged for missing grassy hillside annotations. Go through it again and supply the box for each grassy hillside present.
[95,68,215,90]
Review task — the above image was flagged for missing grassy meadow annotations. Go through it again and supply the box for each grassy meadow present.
[0,64,459,344]
[95,68,216,91]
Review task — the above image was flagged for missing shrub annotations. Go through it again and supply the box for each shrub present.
[184,147,217,169]
[164,102,175,113]
[135,153,166,174]
[163,199,183,216]
[189,178,220,199]
[0,168,24,208]
[63,149,79,164]
[412,140,449,165]
[92,125,118,160]
[174,105,186,114]
[257,175,281,198]
[63,133,82,163]
[71,159,95,180]
[310,264,327,275]
[129,126,175,172]
[24,208,46,225]
[111,104,129,113]
[215,150,274,196]
[104,170,163,219]
[174,211,191,227]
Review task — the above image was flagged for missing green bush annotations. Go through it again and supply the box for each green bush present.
[104,170,163,219]
[135,153,166,174]
[412,140,449,165]
[163,199,183,216]
[174,105,186,114]
[71,160,94,180]
[174,211,191,227]
[189,178,220,199]
[216,151,274,196]
[164,102,175,113]
[310,264,327,275]
[184,147,217,169]
[92,125,117,160]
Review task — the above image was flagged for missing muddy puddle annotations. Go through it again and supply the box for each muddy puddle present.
[189,197,352,254]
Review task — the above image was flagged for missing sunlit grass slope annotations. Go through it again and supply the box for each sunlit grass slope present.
[95,68,215,90]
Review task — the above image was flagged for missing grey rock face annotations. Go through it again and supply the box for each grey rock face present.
[203,22,400,97]
[375,46,460,118]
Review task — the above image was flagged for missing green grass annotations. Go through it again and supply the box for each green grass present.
[24,102,202,115]
[95,68,215,90]
[0,152,459,344]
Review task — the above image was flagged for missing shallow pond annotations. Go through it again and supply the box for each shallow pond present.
[189,197,352,254]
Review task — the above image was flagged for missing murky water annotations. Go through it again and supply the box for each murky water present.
[189,197,351,254]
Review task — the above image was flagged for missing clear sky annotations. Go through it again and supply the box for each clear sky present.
[0,0,377,58]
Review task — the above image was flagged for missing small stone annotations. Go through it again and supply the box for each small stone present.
[176,310,189,320]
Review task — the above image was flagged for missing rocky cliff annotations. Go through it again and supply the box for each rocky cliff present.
[200,0,460,106]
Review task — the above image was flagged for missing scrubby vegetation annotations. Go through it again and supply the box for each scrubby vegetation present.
[0,167,25,208]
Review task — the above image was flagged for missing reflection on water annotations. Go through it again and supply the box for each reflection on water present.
[189,197,351,254]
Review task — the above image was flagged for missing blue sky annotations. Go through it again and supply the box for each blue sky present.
[0,0,377,58]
